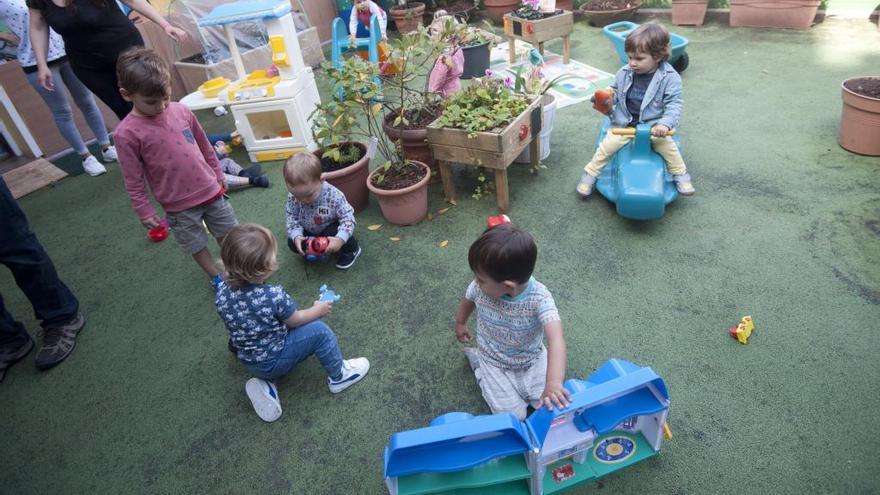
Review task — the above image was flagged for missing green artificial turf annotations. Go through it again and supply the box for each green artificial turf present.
[2,15,879,495]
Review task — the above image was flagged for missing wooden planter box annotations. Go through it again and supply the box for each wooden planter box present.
[427,97,543,212]
[503,10,574,64]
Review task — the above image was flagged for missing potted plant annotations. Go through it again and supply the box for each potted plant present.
[729,0,821,30]
[379,27,450,183]
[484,0,522,23]
[427,75,543,210]
[390,1,427,33]
[839,76,880,156]
[460,25,497,79]
[671,0,710,26]
[578,0,641,27]
[309,62,377,213]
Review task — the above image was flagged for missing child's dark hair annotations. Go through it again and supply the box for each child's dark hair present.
[220,224,279,289]
[468,224,537,284]
[624,23,671,62]
[116,47,171,98]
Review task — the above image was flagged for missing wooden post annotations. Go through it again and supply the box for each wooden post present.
[494,168,509,212]
[563,34,570,64]
[529,136,539,172]
[538,42,544,55]
[439,160,457,204]
[508,36,516,65]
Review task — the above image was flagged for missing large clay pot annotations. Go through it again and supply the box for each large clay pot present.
[484,0,519,23]
[672,0,709,26]
[383,112,437,182]
[556,0,574,11]
[461,40,491,80]
[367,161,431,226]
[839,77,880,156]
[579,1,641,27]
[315,142,370,213]
[729,0,820,29]
[390,2,426,33]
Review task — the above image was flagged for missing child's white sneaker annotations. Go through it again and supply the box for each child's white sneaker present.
[100,145,118,162]
[328,358,370,393]
[576,173,596,198]
[245,378,282,422]
[82,155,107,176]
[674,173,695,196]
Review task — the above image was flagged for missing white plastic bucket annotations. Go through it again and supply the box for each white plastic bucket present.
[516,93,557,163]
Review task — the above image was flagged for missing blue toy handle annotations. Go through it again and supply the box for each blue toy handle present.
[602,21,639,40]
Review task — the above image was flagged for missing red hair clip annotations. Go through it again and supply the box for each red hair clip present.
[487,214,511,229]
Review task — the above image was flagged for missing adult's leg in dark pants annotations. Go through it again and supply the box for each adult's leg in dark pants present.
[0,178,79,330]
[70,63,132,120]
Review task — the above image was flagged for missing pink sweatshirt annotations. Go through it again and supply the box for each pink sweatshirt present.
[428,48,464,98]
[115,102,224,220]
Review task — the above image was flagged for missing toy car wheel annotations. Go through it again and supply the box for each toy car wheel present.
[672,52,689,73]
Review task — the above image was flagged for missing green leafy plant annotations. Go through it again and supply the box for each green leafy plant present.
[313,24,448,189]
[434,76,531,137]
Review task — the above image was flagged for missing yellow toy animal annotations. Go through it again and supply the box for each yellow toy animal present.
[728,316,755,344]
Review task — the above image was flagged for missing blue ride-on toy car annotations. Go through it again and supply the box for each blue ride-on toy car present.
[603,21,690,73]
[593,122,680,220]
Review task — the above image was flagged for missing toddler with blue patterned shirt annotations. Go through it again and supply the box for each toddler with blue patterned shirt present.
[454,223,572,420]
[215,223,369,423]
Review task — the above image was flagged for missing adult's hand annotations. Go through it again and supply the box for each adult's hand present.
[36,66,54,91]
[164,25,188,42]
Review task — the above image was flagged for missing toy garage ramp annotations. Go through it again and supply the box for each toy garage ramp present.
[383,412,533,495]
[525,359,671,494]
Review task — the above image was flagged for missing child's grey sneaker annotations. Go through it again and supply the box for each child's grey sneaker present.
[576,173,596,198]
[35,313,85,370]
[245,378,282,422]
[674,173,695,195]
[328,357,370,393]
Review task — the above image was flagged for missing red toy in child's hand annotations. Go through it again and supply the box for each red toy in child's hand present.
[592,88,614,115]
[302,236,330,261]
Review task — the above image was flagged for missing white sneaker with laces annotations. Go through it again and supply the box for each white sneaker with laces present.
[245,378,282,422]
[82,155,107,176]
[101,145,118,162]
[328,357,370,393]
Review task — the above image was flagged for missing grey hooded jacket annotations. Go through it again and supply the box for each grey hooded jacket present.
[609,60,682,130]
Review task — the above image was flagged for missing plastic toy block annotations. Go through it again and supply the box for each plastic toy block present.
[318,284,340,303]
[728,316,755,344]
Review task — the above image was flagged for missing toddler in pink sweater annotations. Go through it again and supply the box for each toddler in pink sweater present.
[114,48,239,284]
[427,10,464,98]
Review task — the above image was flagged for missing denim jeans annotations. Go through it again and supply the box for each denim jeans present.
[243,319,343,381]
[286,221,359,259]
[0,178,79,349]
[24,60,110,155]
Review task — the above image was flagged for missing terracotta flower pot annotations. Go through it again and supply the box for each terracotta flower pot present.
[839,77,880,156]
[484,0,520,23]
[383,112,438,182]
[367,161,431,226]
[579,1,640,27]
[729,0,820,30]
[315,142,370,213]
[390,2,426,33]
[672,0,709,26]
[556,0,574,11]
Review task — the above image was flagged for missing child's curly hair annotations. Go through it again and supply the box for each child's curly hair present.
[624,22,671,62]
[468,224,537,284]
[220,224,279,289]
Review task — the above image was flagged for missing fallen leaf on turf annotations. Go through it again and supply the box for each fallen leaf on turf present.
[448,199,458,206]
[389,236,401,241]
[367,224,382,231]
[439,240,449,247]
[438,207,450,215]
[426,213,434,221]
